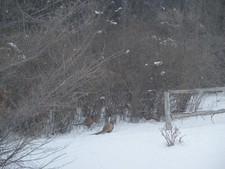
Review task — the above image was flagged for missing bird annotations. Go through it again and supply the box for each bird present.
[143,112,160,122]
[92,121,114,135]
[75,116,94,128]
[143,112,151,120]
[83,116,94,127]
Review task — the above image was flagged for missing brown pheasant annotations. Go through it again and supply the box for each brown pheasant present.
[92,121,114,135]
[143,112,151,120]
[143,112,160,122]
[76,116,94,128]
[83,116,94,127]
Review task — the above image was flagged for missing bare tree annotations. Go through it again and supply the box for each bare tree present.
[0,1,125,168]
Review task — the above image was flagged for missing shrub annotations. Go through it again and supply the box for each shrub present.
[160,126,185,147]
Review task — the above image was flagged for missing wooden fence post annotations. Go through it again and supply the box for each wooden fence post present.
[164,91,172,130]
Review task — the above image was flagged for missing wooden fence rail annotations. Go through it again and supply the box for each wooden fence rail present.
[164,87,225,130]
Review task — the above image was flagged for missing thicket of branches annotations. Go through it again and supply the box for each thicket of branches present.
[0,1,111,168]
[87,0,225,121]
[0,0,225,136]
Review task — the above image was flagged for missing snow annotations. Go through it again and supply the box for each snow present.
[115,7,122,12]
[200,24,204,28]
[107,20,118,25]
[154,61,163,66]
[147,90,154,93]
[100,96,105,100]
[97,30,103,34]
[40,113,225,169]
[95,10,103,15]
[159,38,177,47]
[20,54,26,59]
[125,49,130,54]
[7,42,26,59]
[8,42,20,52]
[151,35,157,40]
[160,6,166,11]
[160,70,166,75]
[151,35,178,47]
[151,35,162,41]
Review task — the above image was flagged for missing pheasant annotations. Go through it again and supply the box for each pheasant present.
[143,112,160,122]
[143,112,151,120]
[75,116,94,128]
[92,121,114,135]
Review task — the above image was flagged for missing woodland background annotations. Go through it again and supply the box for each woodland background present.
[0,0,225,136]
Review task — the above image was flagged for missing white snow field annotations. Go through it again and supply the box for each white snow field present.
[42,113,225,169]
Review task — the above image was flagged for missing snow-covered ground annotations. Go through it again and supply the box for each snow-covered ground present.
[42,113,225,169]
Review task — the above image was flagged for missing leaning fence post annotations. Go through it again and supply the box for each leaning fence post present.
[164,91,172,130]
